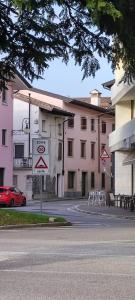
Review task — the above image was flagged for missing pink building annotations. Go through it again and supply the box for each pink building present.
[63,90,114,197]
[15,88,114,199]
[0,73,31,186]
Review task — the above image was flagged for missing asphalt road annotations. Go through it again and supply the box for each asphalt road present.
[0,200,135,299]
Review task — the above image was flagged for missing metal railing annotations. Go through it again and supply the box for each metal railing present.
[13,157,32,169]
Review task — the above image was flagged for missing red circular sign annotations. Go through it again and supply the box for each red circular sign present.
[37,145,45,154]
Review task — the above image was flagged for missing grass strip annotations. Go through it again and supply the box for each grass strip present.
[0,209,66,225]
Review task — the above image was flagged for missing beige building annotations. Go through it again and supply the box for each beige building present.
[109,64,135,195]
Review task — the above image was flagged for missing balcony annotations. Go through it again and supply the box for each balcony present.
[111,80,135,105]
[109,118,135,152]
[14,157,32,169]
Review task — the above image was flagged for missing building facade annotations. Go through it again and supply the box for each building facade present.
[13,93,73,200]
[109,64,135,195]
[0,73,30,186]
[14,88,114,200]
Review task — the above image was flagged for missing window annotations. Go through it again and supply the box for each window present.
[68,118,74,128]
[91,172,95,188]
[1,87,7,104]
[68,171,75,189]
[91,142,95,159]
[91,118,95,131]
[81,117,87,130]
[15,144,24,158]
[42,120,46,132]
[58,142,62,160]
[68,139,73,157]
[101,173,105,189]
[81,140,86,158]
[58,123,62,135]
[112,123,115,131]
[101,121,106,133]
[2,129,7,145]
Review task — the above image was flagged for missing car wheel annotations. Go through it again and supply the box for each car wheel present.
[9,199,14,207]
[21,198,26,206]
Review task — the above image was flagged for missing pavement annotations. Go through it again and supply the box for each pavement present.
[76,202,135,220]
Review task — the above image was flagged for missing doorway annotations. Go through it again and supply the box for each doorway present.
[0,168,4,185]
[82,172,87,196]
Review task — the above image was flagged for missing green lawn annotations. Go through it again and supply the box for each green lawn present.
[0,209,66,226]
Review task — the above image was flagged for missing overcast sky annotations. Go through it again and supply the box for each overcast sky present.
[33,56,113,98]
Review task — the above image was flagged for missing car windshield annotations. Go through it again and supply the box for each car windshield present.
[0,188,8,193]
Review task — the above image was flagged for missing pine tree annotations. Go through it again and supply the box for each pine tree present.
[0,1,135,84]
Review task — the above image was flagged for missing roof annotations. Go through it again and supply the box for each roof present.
[11,68,32,90]
[75,96,111,109]
[31,87,73,103]
[102,79,115,90]
[71,98,114,115]
[15,91,74,117]
[16,87,114,116]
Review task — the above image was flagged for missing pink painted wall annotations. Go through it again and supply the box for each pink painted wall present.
[63,103,114,195]
[0,84,13,185]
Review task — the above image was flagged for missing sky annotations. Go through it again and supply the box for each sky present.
[33,56,114,99]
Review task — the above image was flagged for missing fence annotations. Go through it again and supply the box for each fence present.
[88,190,106,207]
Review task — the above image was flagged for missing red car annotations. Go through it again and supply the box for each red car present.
[0,186,26,207]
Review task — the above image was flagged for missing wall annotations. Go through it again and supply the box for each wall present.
[115,102,131,129]
[63,103,113,197]
[13,99,64,199]
[0,84,13,185]
[115,151,132,195]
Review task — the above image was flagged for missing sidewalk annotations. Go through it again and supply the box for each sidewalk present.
[77,203,135,220]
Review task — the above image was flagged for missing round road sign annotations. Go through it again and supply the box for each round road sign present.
[37,145,45,154]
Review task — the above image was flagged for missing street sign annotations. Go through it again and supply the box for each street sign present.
[100,149,110,159]
[35,156,48,169]
[32,139,49,175]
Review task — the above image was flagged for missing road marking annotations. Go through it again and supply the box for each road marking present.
[1,270,135,277]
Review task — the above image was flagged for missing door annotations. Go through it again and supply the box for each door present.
[82,172,87,197]
[0,168,4,186]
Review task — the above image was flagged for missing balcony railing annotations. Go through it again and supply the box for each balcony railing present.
[14,157,32,169]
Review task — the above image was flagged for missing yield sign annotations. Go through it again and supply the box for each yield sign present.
[35,156,48,169]
[100,149,110,159]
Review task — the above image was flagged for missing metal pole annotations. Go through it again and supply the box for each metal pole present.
[98,115,100,173]
[62,121,65,175]
[28,93,31,157]
[40,175,43,214]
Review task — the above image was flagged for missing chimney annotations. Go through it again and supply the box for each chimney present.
[90,89,101,107]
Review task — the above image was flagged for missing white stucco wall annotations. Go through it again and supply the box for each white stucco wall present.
[115,151,132,195]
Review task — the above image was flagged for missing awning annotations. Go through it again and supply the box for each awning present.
[123,151,135,165]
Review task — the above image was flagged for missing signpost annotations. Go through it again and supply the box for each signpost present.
[100,148,110,174]
[32,139,50,214]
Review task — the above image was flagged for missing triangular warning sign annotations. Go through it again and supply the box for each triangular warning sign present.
[100,149,110,159]
[35,156,48,169]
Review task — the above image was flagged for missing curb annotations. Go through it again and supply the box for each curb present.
[75,205,135,220]
[0,221,72,230]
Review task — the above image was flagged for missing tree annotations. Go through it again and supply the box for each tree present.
[0,0,135,85]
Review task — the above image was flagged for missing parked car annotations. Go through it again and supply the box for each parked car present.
[0,186,26,207]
